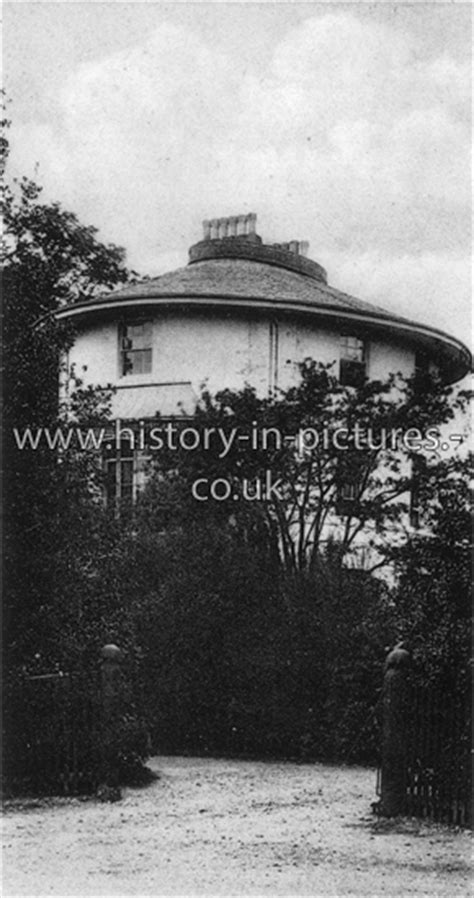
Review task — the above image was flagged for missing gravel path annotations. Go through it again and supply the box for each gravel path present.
[2,756,471,896]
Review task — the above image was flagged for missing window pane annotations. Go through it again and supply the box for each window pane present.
[132,351,143,375]
[143,349,152,372]
[121,349,152,376]
[340,335,364,362]
[119,438,134,458]
[121,460,134,505]
[105,460,117,505]
[340,335,366,386]
[120,322,152,376]
[129,322,152,348]
[122,352,134,375]
[340,358,366,387]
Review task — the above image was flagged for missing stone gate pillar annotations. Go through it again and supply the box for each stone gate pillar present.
[379,642,411,816]
[100,643,123,721]
[99,643,123,786]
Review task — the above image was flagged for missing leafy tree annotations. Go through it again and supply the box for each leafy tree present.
[92,482,394,763]
[1,109,129,428]
[388,453,472,686]
[115,363,468,764]
[2,102,151,793]
[1,102,131,668]
[140,359,467,580]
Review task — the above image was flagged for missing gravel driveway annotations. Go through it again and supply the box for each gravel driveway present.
[2,756,471,896]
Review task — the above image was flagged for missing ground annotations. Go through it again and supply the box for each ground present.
[2,756,471,897]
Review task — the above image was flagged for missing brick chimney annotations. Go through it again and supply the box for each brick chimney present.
[189,215,326,283]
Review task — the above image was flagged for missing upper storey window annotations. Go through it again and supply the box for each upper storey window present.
[120,322,152,376]
[339,335,366,387]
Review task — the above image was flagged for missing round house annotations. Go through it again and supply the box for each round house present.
[58,213,471,425]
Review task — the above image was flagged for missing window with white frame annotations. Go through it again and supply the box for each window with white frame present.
[120,321,152,376]
[105,439,134,510]
[339,335,366,387]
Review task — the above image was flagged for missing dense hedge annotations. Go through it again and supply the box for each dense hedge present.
[114,519,394,766]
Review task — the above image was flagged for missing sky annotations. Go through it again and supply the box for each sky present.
[3,1,472,347]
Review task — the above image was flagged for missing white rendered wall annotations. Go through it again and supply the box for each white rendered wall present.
[67,310,416,417]
[68,321,118,386]
[369,340,414,382]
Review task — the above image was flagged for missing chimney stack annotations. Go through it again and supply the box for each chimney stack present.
[191,218,324,281]
[299,241,309,257]
[202,213,259,241]
[218,218,229,239]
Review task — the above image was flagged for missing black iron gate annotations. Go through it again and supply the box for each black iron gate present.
[3,670,103,795]
[376,646,471,827]
[404,683,471,826]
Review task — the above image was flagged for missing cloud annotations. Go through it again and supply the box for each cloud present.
[325,248,471,338]
[9,12,471,343]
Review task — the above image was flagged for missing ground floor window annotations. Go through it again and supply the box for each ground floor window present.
[105,439,135,510]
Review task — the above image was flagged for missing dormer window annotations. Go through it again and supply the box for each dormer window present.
[339,335,366,387]
[120,321,152,376]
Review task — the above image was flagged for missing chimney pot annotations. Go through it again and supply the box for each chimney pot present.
[202,219,211,240]
[218,218,229,239]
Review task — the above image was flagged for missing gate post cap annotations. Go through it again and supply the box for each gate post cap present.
[385,641,410,671]
[101,644,122,662]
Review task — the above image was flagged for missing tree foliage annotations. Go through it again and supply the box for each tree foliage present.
[2,103,151,793]
[140,359,466,578]
[388,453,472,687]
[2,103,132,681]
[1,107,129,427]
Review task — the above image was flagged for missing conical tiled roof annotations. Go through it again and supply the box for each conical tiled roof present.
[96,257,409,323]
[57,216,471,384]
